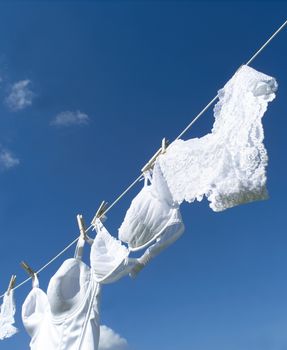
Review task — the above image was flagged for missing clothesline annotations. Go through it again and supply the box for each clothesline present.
[175,18,287,141]
[1,18,287,300]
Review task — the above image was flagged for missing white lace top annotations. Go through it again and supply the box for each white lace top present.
[157,65,278,211]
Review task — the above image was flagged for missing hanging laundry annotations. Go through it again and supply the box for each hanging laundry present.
[22,229,136,350]
[22,260,100,350]
[157,65,278,211]
[22,237,100,350]
[129,211,185,278]
[0,290,18,340]
[91,218,136,284]
[118,162,184,251]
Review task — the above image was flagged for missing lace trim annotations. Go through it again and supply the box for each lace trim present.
[158,65,277,211]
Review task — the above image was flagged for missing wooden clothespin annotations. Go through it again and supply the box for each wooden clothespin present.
[141,138,170,173]
[20,261,36,278]
[77,213,94,246]
[7,275,16,295]
[91,201,108,226]
[77,214,87,240]
[161,137,169,154]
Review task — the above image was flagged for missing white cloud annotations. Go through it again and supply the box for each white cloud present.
[99,325,129,350]
[5,80,34,111]
[51,110,89,127]
[0,148,20,170]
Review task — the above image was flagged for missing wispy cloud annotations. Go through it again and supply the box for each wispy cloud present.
[5,80,34,111]
[99,325,129,350]
[0,148,20,170]
[50,110,89,127]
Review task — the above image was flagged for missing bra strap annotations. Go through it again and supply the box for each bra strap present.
[32,274,39,289]
[74,236,86,260]
[76,281,100,350]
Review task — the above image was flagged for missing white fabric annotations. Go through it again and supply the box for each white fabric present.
[22,259,101,350]
[129,212,185,278]
[0,290,18,340]
[91,219,135,284]
[22,230,136,349]
[74,235,86,260]
[118,164,184,251]
[158,65,277,211]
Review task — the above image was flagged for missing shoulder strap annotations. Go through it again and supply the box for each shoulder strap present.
[74,236,86,260]
[32,274,39,289]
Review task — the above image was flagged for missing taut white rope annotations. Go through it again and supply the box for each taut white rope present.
[1,18,286,300]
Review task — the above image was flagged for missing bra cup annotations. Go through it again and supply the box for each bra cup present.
[118,169,177,251]
[151,162,175,207]
[91,221,132,284]
[47,259,91,317]
[158,209,185,243]
[22,288,50,338]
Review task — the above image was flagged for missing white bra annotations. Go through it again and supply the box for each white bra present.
[91,219,136,283]
[22,230,135,350]
[22,239,100,350]
[118,163,184,251]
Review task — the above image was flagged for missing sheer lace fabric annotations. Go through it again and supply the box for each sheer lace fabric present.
[158,65,277,211]
[0,291,18,340]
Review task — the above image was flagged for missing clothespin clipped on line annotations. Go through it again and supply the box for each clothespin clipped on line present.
[161,137,169,153]
[141,138,169,173]
[77,214,86,240]
[20,261,36,279]
[91,201,108,227]
[7,275,16,296]
[77,214,94,245]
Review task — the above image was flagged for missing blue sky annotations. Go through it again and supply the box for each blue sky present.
[0,1,287,349]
